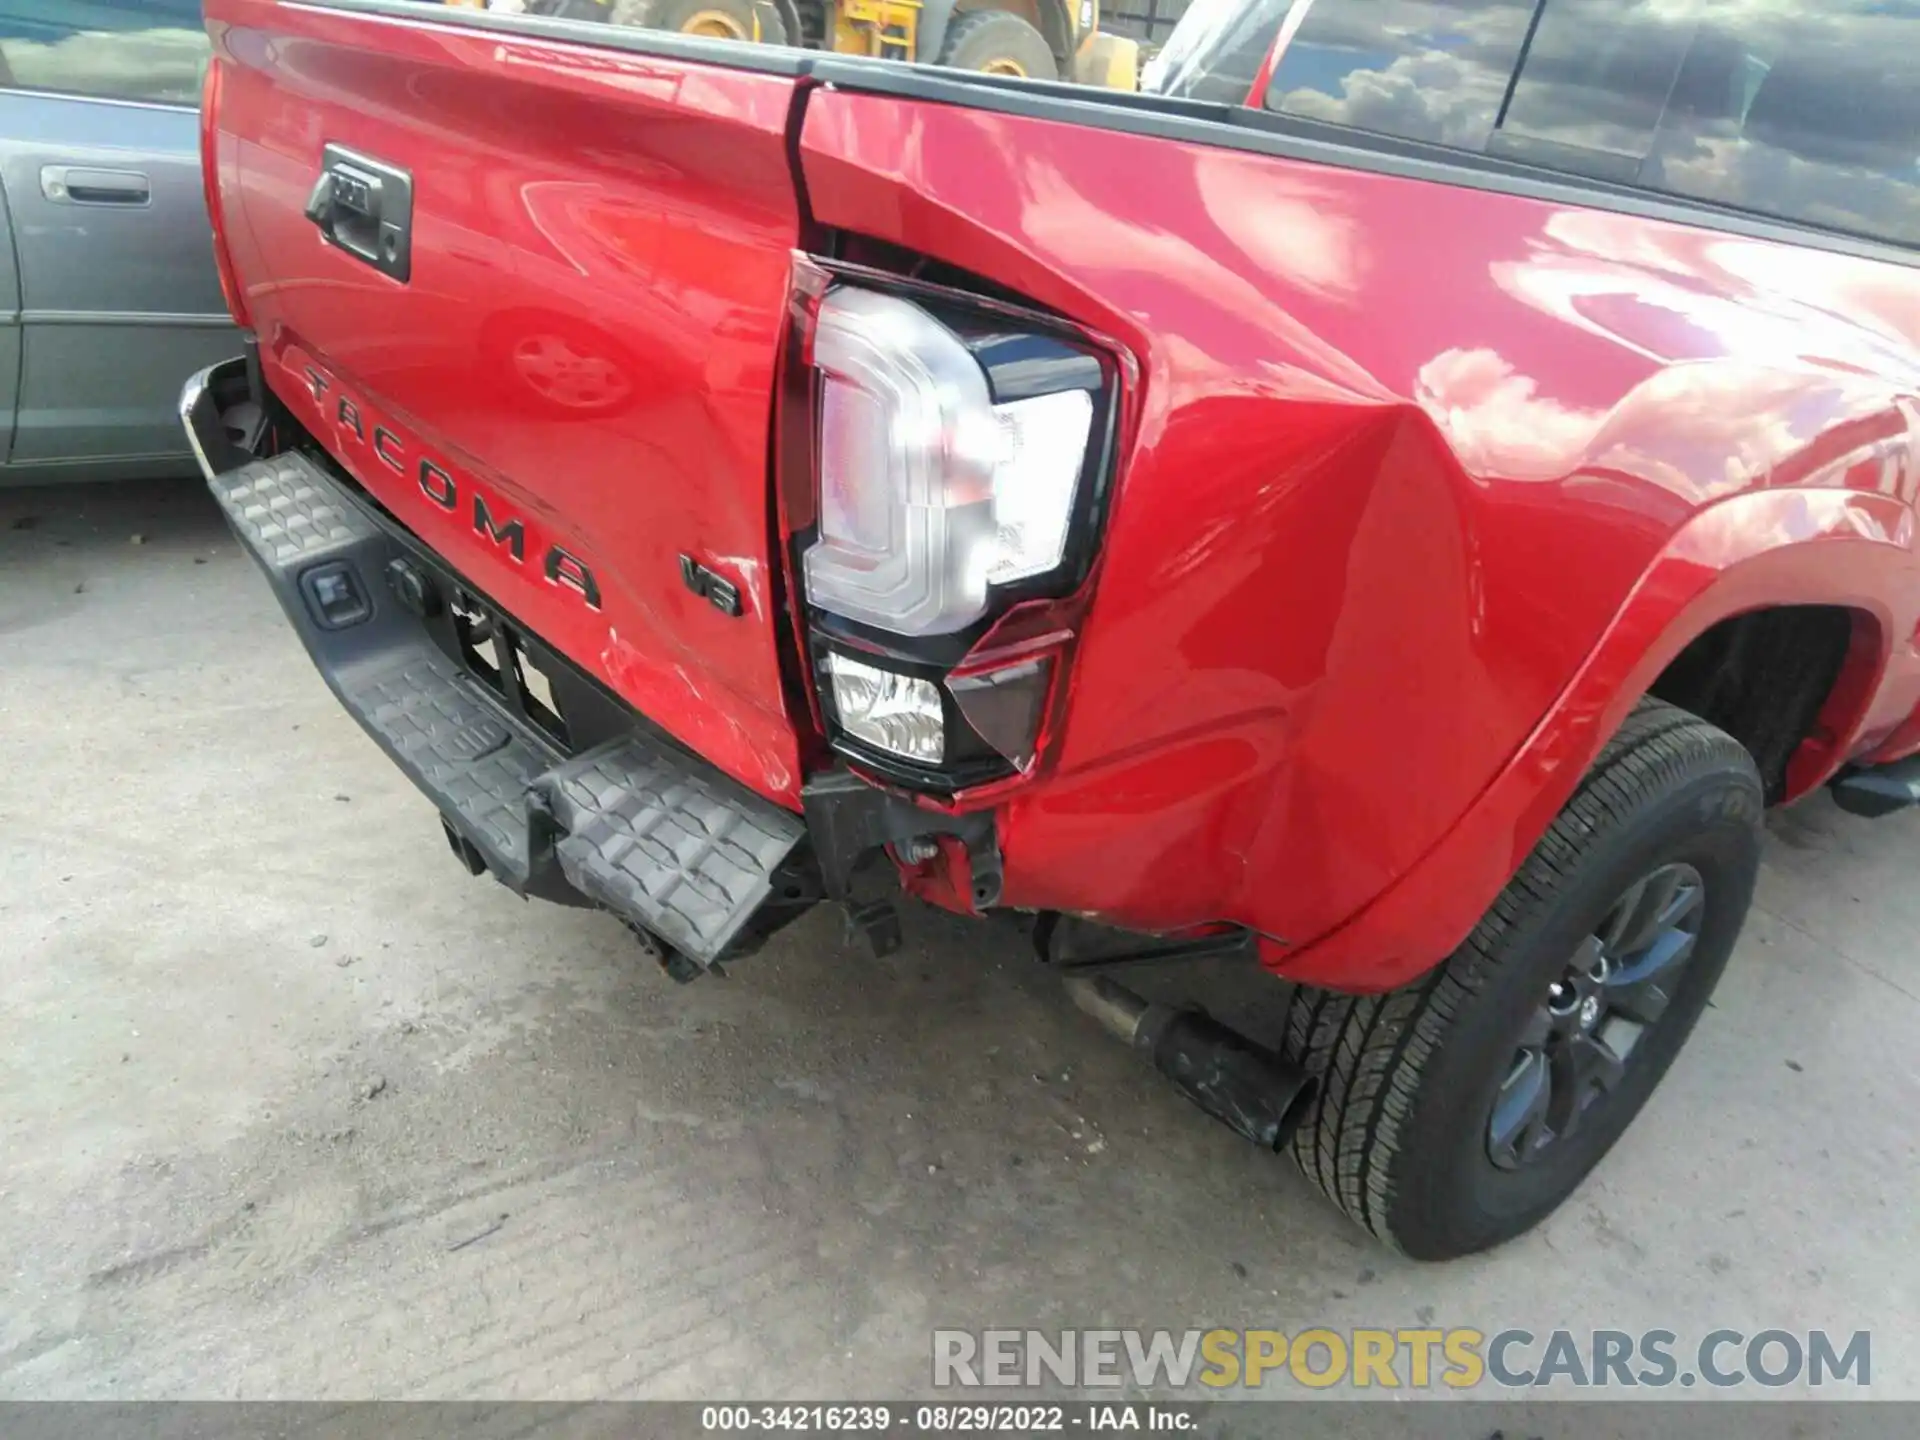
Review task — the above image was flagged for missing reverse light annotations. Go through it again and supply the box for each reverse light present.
[802,288,1095,637]
[825,652,946,764]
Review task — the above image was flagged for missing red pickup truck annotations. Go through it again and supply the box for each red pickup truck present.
[184,0,1919,1258]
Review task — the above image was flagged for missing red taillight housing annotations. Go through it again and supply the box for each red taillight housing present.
[773,253,1129,806]
[199,50,251,330]
[947,613,1073,776]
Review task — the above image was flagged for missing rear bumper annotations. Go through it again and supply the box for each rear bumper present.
[180,359,257,480]
[183,359,813,965]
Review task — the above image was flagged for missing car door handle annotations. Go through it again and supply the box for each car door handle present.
[41,165,151,206]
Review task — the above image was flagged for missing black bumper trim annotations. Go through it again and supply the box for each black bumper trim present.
[189,369,805,964]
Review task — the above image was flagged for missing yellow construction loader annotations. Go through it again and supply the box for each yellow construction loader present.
[446,0,1138,87]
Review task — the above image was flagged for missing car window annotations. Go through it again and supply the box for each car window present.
[0,0,210,107]
[1149,0,1292,103]
[1263,0,1542,150]
[1256,0,1919,251]
[1494,0,1920,250]
[1110,0,1196,53]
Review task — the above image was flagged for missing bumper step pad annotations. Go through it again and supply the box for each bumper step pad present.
[211,452,379,563]
[207,450,803,966]
[354,649,547,882]
[537,742,804,963]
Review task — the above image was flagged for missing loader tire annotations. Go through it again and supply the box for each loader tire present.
[1279,700,1763,1260]
[616,0,787,43]
[937,10,1058,79]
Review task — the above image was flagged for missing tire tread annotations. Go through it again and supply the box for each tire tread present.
[1279,700,1756,1250]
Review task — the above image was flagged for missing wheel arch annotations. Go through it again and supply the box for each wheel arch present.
[1267,486,1913,993]
[1646,603,1884,805]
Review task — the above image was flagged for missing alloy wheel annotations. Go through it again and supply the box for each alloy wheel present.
[1486,862,1706,1170]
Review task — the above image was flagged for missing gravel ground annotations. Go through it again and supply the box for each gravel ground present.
[2,478,1916,1402]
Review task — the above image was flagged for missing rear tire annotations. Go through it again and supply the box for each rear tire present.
[937,10,1059,79]
[1279,700,1763,1259]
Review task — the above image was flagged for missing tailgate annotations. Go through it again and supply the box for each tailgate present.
[205,0,806,804]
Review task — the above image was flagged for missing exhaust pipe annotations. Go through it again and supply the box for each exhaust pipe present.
[1065,975,1317,1152]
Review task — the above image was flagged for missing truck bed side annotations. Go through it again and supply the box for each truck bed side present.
[204,1,1920,984]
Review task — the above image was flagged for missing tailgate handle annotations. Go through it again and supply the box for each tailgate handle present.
[306,144,412,283]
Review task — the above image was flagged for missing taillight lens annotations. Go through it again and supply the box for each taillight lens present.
[948,656,1054,771]
[802,288,1095,637]
[786,266,1120,793]
[988,390,1094,584]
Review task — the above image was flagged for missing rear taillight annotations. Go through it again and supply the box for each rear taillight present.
[780,258,1123,793]
[199,55,251,329]
[802,287,1097,637]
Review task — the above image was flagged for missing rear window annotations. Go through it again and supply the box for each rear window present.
[1259,0,1920,251]
[1265,0,1540,150]
[1148,0,1292,103]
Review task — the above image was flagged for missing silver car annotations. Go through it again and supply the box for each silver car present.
[0,0,235,484]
